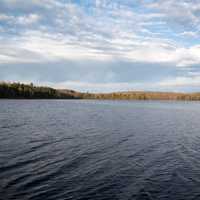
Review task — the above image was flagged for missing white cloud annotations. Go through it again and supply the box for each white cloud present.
[0,29,200,68]
[180,31,198,38]
[2,0,199,66]
[175,45,200,67]
[147,0,200,30]
[159,76,200,87]
[0,13,40,25]
[0,14,13,21]
[17,14,40,25]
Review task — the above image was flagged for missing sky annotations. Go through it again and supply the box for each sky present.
[0,0,200,92]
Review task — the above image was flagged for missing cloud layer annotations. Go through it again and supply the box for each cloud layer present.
[0,0,200,92]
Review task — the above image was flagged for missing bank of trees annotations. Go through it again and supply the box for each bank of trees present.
[80,91,200,101]
[1,82,200,101]
[0,82,80,99]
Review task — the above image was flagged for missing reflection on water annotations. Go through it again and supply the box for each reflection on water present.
[1,100,200,200]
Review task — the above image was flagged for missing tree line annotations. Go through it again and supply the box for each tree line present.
[80,91,200,101]
[1,82,200,101]
[0,82,80,99]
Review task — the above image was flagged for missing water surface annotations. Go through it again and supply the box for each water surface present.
[1,100,200,200]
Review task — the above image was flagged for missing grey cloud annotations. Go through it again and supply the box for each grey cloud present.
[0,60,180,84]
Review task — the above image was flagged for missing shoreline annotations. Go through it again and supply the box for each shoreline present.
[1,82,200,101]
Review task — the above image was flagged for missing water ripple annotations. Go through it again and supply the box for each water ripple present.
[1,100,200,200]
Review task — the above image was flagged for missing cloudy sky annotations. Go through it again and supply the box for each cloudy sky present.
[0,0,200,92]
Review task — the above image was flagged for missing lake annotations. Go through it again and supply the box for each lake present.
[1,100,200,200]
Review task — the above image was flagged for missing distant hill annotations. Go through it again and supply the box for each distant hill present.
[1,82,200,101]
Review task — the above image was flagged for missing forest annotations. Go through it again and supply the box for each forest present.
[1,82,200,101]
[0,82,81,99]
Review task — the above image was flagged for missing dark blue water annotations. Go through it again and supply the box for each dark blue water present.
[1,100,200,200]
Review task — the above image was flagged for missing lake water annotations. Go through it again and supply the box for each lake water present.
[1,100,200,200]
